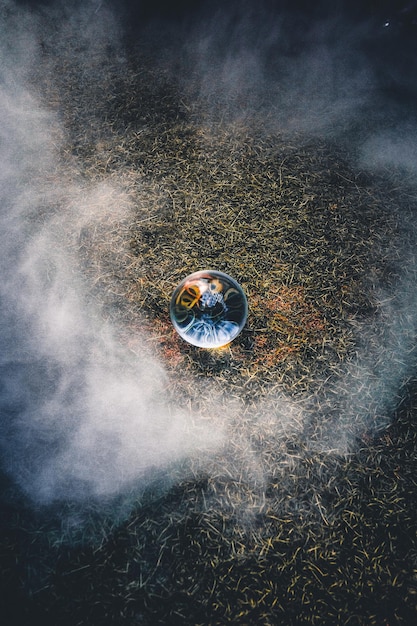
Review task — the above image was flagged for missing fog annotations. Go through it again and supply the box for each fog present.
[1,0,417,517]
[0,0,225,504]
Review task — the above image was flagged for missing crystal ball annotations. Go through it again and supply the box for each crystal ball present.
[170,270,248,348]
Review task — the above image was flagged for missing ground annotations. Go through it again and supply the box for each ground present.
[1,2,417,625]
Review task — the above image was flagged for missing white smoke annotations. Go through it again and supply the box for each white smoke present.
[1,0,417,514]
[0,0,224,504]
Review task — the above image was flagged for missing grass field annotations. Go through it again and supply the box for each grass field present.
[1,2,417,624]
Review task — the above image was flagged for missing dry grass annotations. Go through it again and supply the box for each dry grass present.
[2,34,417,626]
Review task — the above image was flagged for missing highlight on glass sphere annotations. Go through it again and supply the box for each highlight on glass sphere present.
[170,270,248,348]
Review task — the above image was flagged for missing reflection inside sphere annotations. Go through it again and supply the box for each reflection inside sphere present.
[170,270,248,348]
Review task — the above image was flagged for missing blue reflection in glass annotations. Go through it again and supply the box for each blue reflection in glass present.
[170,270,248,348]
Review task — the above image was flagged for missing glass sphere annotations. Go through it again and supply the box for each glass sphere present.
[170,270,248,348]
